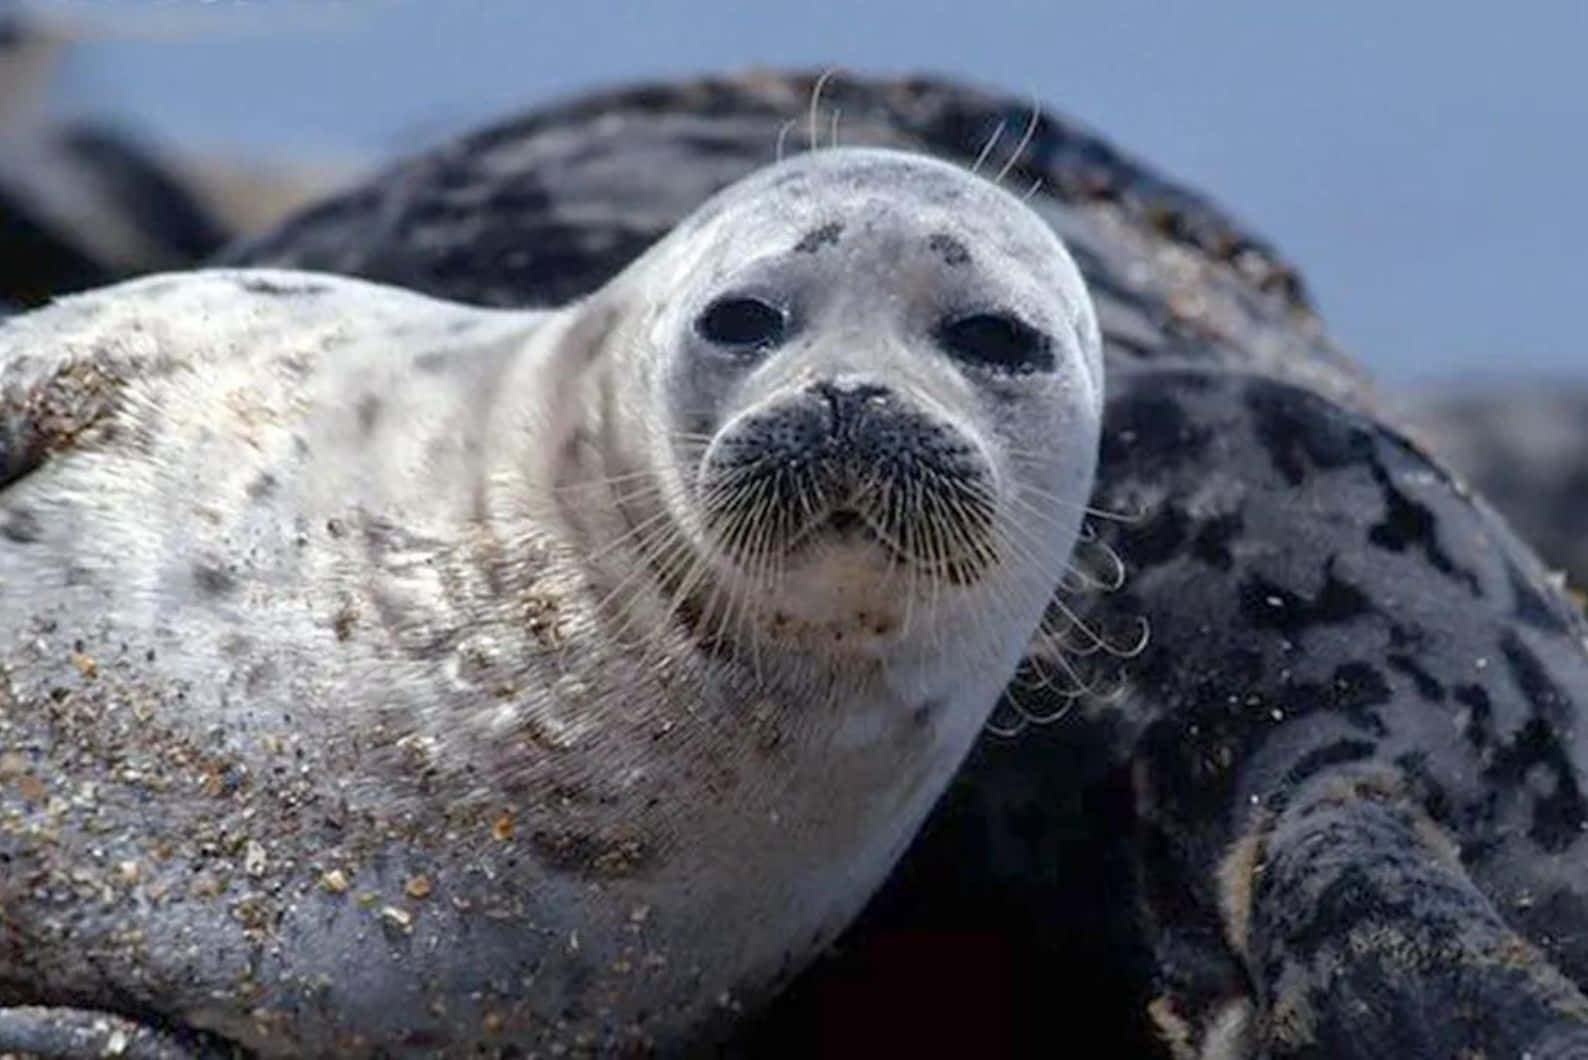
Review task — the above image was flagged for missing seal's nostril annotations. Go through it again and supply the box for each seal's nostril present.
[808,381,892,432]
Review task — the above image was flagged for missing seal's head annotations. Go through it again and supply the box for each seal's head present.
[593,147,1102,674]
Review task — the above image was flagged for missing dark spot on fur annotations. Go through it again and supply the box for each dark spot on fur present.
[1483,717,1587,852]
[193,562,237,596]
[1500,630,1571,726]
[1507,563,1569,632]
[414,349,456,373]
[332,606,357,642]
[1,507,41,543]
[912,700,941,727]
[357,394,382,436]
[1240,563,1372,635]
[1452,684,1494,748]
[1123,506,1187,567]
[927,232,971,266]
[1191,511,1242,570]
[220,634,252,657]
[246,472,277,500]
[1365,460,1481,595]
[277,352,315,378]
[794,222,843,253]
[1278,739,1377,794]
[244,659,278,695]
[1100,392,1212,471]
[1386,654,1445,701]
[235,276,332,298]
[1243,379,1372,487]
[1329,662,1392,712]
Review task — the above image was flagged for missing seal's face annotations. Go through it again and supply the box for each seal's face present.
[624,148,1102,658]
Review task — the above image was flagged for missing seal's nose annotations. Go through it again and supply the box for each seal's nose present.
[809,381,892,435]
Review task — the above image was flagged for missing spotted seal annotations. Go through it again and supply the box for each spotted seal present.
[8,70,1588,1059]
[0,144,1102,1057]
[216,72,1588,1060]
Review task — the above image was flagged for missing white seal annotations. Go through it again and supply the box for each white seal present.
[0,146,1102,1054]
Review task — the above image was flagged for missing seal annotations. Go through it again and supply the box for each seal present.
[216,71,1588,1060]
[0,144,1103,1056]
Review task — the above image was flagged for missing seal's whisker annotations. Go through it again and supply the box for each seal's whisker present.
[594,513,695,638]
[971,118,1008,176]
[580,498,681,566]
[808,68,839,152]
[982,507,1146,663]
[775,118,797,163]
[994,98,1042,186]
[1008,481,1142,524]
[998,474,1141,524]
[1066,532,1127,592]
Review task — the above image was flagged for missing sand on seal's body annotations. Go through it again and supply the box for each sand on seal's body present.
[0,146,1102,1056]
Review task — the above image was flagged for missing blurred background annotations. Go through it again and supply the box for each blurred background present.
[4,0,1585,386]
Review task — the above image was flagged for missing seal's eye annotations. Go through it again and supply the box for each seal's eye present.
[936,313,1054,373]
[696,296,787,351]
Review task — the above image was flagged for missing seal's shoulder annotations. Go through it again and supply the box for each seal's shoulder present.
[0,268,497,490]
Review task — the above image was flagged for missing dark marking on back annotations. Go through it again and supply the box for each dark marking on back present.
[357,394,382,436]
[415,349,457,374]
[235,276,332,298]
[1191,511,1242,570]
[1508,563,1569,632]
[1126,506,1187,568]
[1386,654,1446,702]
[1329,661,1393,712]
[1100,392,1212,473]
[1278,739,1377,794]
[0,507,41,543]
[927,232,971,266]
[1239,563,1372,635]
[1500,630,1571,726]
[1483,716,1587,853]
[1452,683,1494,748]
[332,605,357,642]
[1243,379,1372,487]
[244,659,278,696]
[1365,460,1481,596]
[277,352,316,379]
[793,222,843,253]
[193,561,238,596]
[246,472,277,500]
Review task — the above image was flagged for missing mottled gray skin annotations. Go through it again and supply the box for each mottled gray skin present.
[1407,385,1588,592]
[0,145,1101,1058]
[215,71,1588,1060]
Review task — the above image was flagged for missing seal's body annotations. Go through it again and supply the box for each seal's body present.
[213,72,1588,1060]
[0,147,1102,1056]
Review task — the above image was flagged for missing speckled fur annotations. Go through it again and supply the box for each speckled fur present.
[1,144,1103,1058]
[10,69,1588,1058]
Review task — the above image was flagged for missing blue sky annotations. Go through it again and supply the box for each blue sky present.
[31,0,1588,383]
